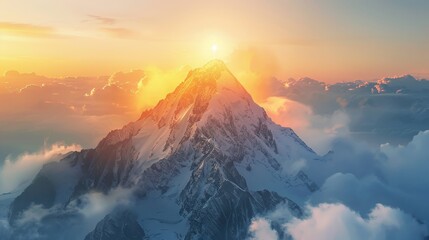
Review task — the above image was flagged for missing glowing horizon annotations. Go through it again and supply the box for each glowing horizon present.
[1,1,429,82]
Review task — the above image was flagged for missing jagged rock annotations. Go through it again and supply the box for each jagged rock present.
[84,210,145,240]
[8,175,56,226]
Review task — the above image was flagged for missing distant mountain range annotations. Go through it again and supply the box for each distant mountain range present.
[275,75,429,145]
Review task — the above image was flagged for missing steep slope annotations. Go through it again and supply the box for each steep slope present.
[84,209,145,240]
[8,60,318,239]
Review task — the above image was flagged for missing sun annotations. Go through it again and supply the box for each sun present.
[211,44,218,56]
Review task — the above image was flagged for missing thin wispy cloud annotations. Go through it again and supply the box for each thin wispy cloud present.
[0,143,81,194]
[87,15,116,25]
[101,27,137,38]
[0,22,60,38]
[86,15,137,38]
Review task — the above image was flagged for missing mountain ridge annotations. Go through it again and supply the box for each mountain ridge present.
[7,60,319,240]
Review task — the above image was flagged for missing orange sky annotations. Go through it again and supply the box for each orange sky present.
[1,0,429,83]
[1,0,429,162]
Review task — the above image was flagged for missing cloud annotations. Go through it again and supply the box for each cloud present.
[260,97,313,131]
[0,66,191,162]
[83,84,135,115]
[308,138,381,181]
[101,27,137,38]
[248,218,279,240]
[309,173,400,217]
[227,48,284,101]
[259,96,429,227]
[285,203,426,240]
[85,14,137,38]
[0,22,60,38]
[75,187,134,218]
[259,78,429,226]
[15,204,55,227]
[5,186,135,240]
[380,130,429,193]
[307,130,429,223]
[88,15,116,25]
[134,65,190,109]
[248,202,296,240]
[81,69,146,115]
[248,202,427,240]
[0,143,81,194]
[0,219,10,239]
[0,70,142,161]
[107,69,146,92]
[260,96,350,154]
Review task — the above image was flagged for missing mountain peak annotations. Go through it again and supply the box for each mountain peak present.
[146,60,252,127]
[201,59,228,70]
[181,59,249,99]
[185,59,230,82]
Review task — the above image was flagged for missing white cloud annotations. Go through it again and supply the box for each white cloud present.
[303,137,381,183]
[4,186,135,240]
[247,200,296,240]
[261,96,350,154]
[15,204,54,226]
[248,218,279,240]
[380,130,429,193]
[309,173,398,215]
[286,203,426,240]
[75,187,133,218]
[307,130,429,223]
[0,143,81,193]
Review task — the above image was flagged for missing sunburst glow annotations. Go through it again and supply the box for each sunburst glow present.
[211,44,218,57]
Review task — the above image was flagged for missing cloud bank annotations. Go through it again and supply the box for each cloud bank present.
[248,218,278,240]
[0,143,81,194]
[249,203,426,240]
[0,186,135,240]
[306,131,429,223]
[286,203,426,240]
[246,130,429,239]
[245,79,429,239]
[0,67,188,161]
[260,97,350,154]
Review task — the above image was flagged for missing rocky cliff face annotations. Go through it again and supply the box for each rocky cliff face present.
[8,60,318,239]
[84,209,145,240]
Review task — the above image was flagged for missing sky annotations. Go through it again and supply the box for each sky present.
[1,0,429,82]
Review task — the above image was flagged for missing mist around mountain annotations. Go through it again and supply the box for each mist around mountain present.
[0,61,428,240]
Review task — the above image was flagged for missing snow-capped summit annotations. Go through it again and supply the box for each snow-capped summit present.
[8,60,318,240]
